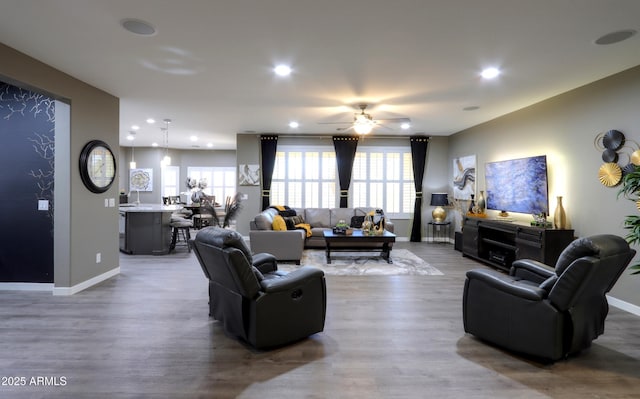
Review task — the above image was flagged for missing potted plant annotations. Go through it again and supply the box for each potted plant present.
[617,166,640,274]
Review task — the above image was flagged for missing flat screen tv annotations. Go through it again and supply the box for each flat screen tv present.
[484,155,549,215]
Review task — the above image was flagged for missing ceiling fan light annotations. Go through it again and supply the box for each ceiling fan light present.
[354,122,373,135]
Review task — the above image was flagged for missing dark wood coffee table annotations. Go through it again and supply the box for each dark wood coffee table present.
[323,230,396,264]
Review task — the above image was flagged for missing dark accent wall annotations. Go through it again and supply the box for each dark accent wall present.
[0,82,55,282]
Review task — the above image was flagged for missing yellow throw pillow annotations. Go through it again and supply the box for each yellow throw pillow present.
[272,214,287,231]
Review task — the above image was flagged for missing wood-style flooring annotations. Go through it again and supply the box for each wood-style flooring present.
[1,241,640,398]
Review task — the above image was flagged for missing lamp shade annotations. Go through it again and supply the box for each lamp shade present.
[430,193,448,222]
[430,193,449,206]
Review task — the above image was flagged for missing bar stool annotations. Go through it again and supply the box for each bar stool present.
[169,217,193,253]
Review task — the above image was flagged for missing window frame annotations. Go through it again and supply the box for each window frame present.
[186,166,237,204]
[270,144,415,218]
[351,146,415,218]
[271,145,337,209]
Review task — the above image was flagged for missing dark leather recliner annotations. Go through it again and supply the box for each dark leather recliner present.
[463,234,635,361]
[191,227,326,349]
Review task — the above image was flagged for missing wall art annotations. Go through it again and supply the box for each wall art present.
[238,164,260,186]
[453,155,476,200]
[130,168,153,191]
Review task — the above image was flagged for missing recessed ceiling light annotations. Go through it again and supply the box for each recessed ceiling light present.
[190,136,198,142]
[595,29,637,45]
[131,125,140,130]
[289,121,299,128]
[126,134,135,141]
[274,64,292,77]
[207,143,214,148]
[481,67,501,79]
[400,123,411,130]
[151,142,158,147]
[120,18,156,36]
[146,118,155,124]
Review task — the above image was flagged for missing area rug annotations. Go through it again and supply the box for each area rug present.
[277,249,443,276]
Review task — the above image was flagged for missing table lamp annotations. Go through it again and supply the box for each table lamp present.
[430,193,449,222]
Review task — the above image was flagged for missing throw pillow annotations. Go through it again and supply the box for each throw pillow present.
[272,214,287,231]
[283,214,306,230]
[350,215,365,228]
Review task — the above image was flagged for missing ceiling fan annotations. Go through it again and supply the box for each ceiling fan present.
[319,104,410,135]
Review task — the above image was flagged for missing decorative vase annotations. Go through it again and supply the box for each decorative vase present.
[477,190,486,213]
[554,196,566,229]
[191,190,203,203]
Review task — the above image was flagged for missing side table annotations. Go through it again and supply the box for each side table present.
[428,221,450,243]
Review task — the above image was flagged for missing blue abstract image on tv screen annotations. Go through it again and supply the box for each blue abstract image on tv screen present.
[485,155,549,215]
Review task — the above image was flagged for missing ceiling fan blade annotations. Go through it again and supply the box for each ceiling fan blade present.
[374,117,411,123]
[336,125,354,132]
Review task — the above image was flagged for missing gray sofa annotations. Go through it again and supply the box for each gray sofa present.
[249,207,394,263]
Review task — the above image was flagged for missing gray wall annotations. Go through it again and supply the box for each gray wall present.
[0,42,120,290]
[448,65,640,307]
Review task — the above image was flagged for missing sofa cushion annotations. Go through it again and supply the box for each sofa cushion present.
[331,208,355,226]
[311,227,328,237]
[304,208,332,228]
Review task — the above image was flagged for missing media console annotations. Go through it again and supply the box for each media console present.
[462,217,574,271]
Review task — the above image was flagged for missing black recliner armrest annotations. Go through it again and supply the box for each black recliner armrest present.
[510,259,555,283]
[466,269,547,301]
[252,252,278,273]
[260,266,324,293]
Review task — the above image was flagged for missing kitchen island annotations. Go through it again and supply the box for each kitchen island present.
[119,204,182,255]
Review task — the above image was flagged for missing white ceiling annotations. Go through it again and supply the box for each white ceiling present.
[1,0,639,150]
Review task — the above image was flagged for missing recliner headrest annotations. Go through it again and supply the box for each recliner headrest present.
[555,234,630,275]
[195,227,253,264]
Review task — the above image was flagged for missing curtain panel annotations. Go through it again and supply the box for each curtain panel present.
[410,136,430,242]
[260,135,278,210]
[332,136,359,208]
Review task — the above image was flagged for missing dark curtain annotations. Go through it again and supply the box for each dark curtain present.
[332,136,359,208]
[410,136,430,242]
[260,135,278,210]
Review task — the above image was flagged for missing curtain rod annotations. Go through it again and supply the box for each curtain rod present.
[255,134,429,140]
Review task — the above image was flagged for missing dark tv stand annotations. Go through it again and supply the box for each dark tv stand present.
[462,217,574,271]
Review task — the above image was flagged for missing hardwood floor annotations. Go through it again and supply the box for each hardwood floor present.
[1,241,640,398]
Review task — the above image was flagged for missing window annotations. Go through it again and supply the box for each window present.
[271,146,336,208]
[352,147,415,217]
[161,165,180,197]
[187,167,236,203]
[270,145,414,217]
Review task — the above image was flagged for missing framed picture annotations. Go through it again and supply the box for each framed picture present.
[453,155,475,200]
[130,168,153,192]
[238,164,260,186]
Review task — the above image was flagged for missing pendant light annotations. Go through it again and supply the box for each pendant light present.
[128,130,137,169]
[161,118,171,166]
[129,145,137,169]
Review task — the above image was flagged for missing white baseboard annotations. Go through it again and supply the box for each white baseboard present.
[607,295,640,316]
[424,237,454,244]
[0,282,54,291]
[53,267,120,296]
